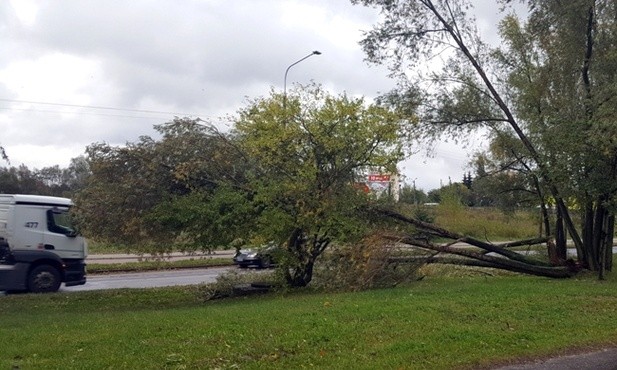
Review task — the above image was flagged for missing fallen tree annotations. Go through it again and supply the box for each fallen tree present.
[352,0,616,280]
[374,207,580,278]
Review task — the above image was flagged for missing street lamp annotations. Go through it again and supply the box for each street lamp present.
[283,50,321,110]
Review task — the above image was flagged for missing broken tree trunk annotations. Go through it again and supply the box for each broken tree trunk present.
[386,235,574,278]
[373,207,578,278]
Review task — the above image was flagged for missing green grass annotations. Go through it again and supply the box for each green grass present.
[435,206,540,240]
[87,257,234,274]
[87,240,228,255]
[2,275,617,369]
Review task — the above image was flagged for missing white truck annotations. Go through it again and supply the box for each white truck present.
[0,194,87,293]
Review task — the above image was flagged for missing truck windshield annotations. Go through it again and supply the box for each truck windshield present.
[47,209,78,236]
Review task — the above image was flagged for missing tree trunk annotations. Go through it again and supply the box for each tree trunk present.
[283,228,329,287]
[603,214,615,275]
[532,175,551,238]
[593,198,614,280]
[286,260,314,287]
[578,197,614,278]
[555,206,567,261]
[581,201,594,268]
[591,200,606,270]
[284,228,310,287]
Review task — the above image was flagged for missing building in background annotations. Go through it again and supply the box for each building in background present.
[363,173,401,202]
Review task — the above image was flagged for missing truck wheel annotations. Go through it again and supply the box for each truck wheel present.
[28,265,61,293]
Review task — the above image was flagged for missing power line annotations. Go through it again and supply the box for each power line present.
[0,106,164,120]
[0,98,207,117]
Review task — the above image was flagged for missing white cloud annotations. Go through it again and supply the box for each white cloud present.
[0,53,100,102]
[8,0,38,27]
[5,143,83,169]
[0,0,502,188]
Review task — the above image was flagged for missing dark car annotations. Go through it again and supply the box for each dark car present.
[233,244,279,269]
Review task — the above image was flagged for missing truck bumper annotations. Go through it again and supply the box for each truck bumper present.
[64,278,86,287]
[63,259,87,286]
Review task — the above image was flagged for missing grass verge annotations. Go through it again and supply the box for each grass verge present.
[1,274,616,369]
[87,257,234,274]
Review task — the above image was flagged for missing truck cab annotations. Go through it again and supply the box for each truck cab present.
[0,194,87,293]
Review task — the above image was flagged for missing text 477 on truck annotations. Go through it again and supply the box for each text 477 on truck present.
[0,194,87,293]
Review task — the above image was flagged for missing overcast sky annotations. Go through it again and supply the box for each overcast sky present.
[0,0,507,191]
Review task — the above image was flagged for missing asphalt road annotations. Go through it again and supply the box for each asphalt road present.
[494,348,617,370]
[61,266,234,291]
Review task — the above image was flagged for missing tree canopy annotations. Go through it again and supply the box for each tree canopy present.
[74,118,248,249]
[232,85,407,286]
[75,85,409,286]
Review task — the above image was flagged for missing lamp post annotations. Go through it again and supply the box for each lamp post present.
[283,50,321,110]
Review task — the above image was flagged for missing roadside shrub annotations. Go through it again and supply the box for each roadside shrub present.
[197,269,285,301]
[311,235,424,292]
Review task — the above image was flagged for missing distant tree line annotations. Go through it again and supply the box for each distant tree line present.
[0,156,90,197]
[398,170,530,210]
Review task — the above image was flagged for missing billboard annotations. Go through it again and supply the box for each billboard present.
[355,173,400,201]
[368,174,391,182]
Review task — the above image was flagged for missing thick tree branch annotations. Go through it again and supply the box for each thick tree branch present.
[385,234,573,278]
[372,206,552,267]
